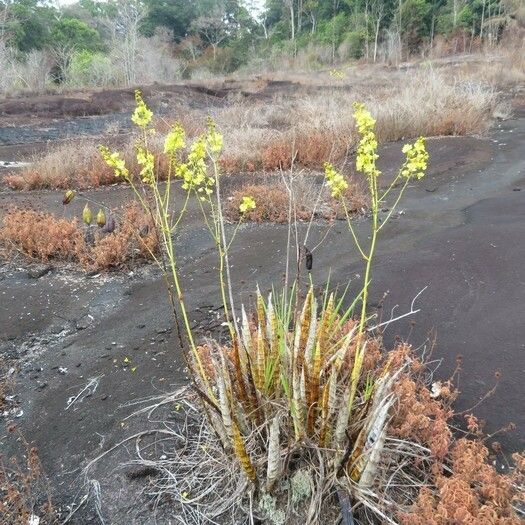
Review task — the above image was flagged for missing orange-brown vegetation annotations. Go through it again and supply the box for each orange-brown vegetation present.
[386,345,524,524]
[0,434,56,525]
[0,205,158,270]
[4,63,509,192]
[225,176,367,223]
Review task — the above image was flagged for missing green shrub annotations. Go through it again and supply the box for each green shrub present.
[340,30,366,60]
[67,50,115,87]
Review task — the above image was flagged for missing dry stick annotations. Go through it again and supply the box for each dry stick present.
[367,286,428,332]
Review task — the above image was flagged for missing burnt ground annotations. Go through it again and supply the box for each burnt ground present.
[0,84,524,523]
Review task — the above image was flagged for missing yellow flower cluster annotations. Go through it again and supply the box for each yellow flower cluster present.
[324,162,349,198]
[401,138,429,179]
[136,147,155,184]
[164,124,186,155]
[239,196,256,214]
[99,146,129,180]
[329,69,345,80]
[131,91,153,129]
[206,119,223,156]
[177,137,215,197]
[353,102,380,179]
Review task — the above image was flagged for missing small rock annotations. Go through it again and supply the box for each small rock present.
[27,265,52,279]
[76,314,93,330]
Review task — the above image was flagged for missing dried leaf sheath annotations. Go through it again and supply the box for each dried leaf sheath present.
[307,340,322,435]
[231,336,250,412]
[232,421,256,482]
[266,415,281,491]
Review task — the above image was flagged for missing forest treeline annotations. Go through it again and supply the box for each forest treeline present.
[0,0,523,91]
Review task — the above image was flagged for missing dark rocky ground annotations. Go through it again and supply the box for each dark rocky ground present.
[0,86,523,523]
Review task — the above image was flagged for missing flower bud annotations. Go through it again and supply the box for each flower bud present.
[62,190,76,205]
[96,209,106,228]
[82,204,92,225]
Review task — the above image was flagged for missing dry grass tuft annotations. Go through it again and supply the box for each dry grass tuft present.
[0,205,158,270]
[371,71,502,139]
[1,365,55,525]
[4,141,117,190]
[226,183,292,223]
[216,69,502,174]
[0,433,56,525]
[224,175,367,223]
[4,135,170,191]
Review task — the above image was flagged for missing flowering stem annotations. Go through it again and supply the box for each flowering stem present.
[342,199,368,261]
[377,177,410,232]
[378,172,402,202]
[211,156,240,340]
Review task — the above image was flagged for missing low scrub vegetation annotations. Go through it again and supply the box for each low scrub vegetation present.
[0,0,522,92]
[0,431,56,525]
[4,136,169,191]
[0,365,56,525]
[220,70,503,173]
[0,205,157,270]
[5,69,505,194]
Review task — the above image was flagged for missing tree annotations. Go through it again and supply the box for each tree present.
[1,0,55,52]
[398,0,432,51]
[141,0,197,40]
[107,0,145,86]
[191,8,228,59]
[370,0,386,61]
[51,18,103,52]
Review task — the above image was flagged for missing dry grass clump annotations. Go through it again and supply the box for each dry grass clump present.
[4,141,117,190]
[456,47,525,90]
[4,67,506,191]
[0,205,157,270]
[1,366,55,524]
[216,69,501,174]
[226,183,292,222]
[371,71,502,139]
[5,135,169,191]
[0,434,56,525]
[225,175,367,223]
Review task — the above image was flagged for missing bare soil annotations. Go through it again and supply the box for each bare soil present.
[0,83,524,523]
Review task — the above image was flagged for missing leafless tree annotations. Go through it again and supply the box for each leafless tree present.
[191,9,228,61]
[371,0,385,62]
[105,0,145,86]
[51,41,77,82]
